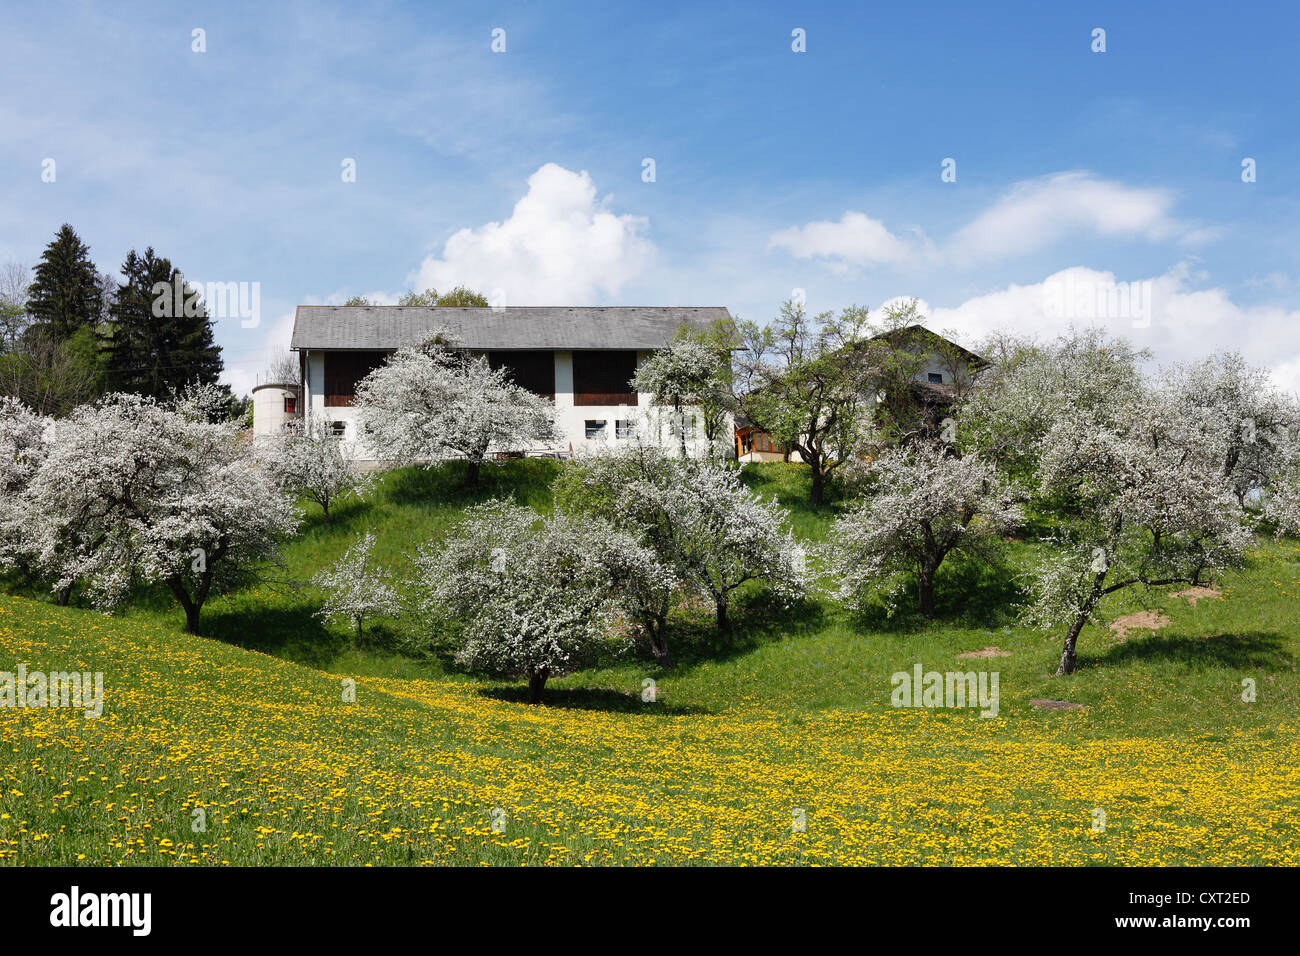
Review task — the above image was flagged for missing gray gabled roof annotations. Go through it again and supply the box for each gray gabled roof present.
[873,324,989,368]
[290,306,732,351]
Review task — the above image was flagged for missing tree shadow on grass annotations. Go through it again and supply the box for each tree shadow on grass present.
[382,460,560,510]
[645,591,830,675]
[1086,630,1293,672]
[476,683,711,715]
[840,555,1027,636]
[197,605,348,669]
[934,556,1026,627]
[292,495,373,537]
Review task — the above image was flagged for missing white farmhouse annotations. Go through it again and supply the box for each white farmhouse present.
[268,305,733,463]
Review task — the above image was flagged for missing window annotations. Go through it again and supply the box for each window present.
[573,351,638,406]
[928,372,943,383]
[615,419,636,440]
[584,420,607,440]
[284,395,297,414]
[329,421,346,437]
[324,351,389,407]
[487,350,555,400]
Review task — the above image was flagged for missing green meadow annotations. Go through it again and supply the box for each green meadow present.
[2,461,1297,865]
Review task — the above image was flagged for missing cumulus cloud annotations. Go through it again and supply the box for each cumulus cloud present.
[916,263,1300,394]
[948,171,1182,261]
[410,163,654,305]
[766,212,931,273]
[768,171,1208,272]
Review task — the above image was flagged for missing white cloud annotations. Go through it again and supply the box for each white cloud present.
[766,212,931,272]
[768,172,1207,273]
[410,163,655,305]
[949,171,1181,261]
[912,264,1300,394]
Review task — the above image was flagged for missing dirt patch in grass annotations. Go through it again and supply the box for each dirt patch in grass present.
[1030,698,1086,711]
[1170,586,1222,606]
[1109,610,1171,643]
[956,646,1012,659]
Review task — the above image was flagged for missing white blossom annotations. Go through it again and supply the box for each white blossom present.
[411,499,670,702]
[353,337,557,483]
[1153,352,1300,506]
[827,442,1022,619]
[632,336,731,457]
[16,387,299,629]
[990,336,1256,674]
[260,416,373,521]
[312,531,402,644]
[0,397,50,569]
[959,327,1148,476]
[562,445,806,632]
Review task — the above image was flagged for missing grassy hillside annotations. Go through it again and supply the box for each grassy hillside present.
[2,461,1298,865]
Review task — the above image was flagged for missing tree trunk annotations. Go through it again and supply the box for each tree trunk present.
[355,617,363,647]
[810,467,827,506]
[1056,575,1106,675]
[465,458,482,485]
[1056,613,1088,676]
[715,594,729,632]
[182,601,201,635]
[167,577,205,635]
[678,408,688,459]
[649,627,673,669]
[321,498,330,522]
[55,585,72,607]
[526,666,549,705]
[917,568,936,620]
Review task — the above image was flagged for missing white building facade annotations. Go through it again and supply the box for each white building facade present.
[288,305,732,463]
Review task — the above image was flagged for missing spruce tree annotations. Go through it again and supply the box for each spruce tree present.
[26,224,102,342]
[105,248,223,399]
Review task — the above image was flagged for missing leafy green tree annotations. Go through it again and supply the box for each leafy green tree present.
[104,248,223,399]
[0,326,103,417]
[398,286,490,307]
[25,225,103,343]
[732,300,883,505]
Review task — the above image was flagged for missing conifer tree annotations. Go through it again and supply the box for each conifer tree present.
[105,248,223,399]
[25,225,102,342]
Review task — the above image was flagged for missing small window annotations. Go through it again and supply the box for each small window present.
[284,395,297,414]
[615,419,636,440]
[585,419,607,440]
[928,372,943,383]
[329,421,346,437]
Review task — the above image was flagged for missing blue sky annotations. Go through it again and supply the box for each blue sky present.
[3,0,1299,393]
